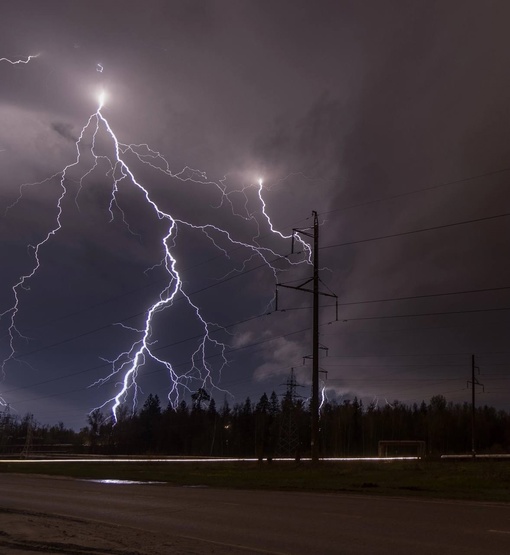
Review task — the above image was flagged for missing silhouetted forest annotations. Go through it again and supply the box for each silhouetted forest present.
[2,391,510,457]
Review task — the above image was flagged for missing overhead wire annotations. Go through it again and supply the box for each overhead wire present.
[319,165,510,216]
[5,180,510,356]
[321,211,510,251]
[5,167,510,411]
[6,166,509,339]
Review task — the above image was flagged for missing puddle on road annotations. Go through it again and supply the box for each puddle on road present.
[84,479,165,485]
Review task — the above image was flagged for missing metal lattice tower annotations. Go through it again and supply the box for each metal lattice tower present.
[277,368,303,457]
[0,405,13,453]
[20,416,34,459]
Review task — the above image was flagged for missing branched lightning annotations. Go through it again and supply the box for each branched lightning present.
[1,61,312,419]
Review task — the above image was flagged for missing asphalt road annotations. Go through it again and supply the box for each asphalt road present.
[1,473,510,554]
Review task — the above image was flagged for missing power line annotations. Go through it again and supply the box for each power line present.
[321,211,510,251]
[327,352,475,359]
[320,363,467,368]
[335,285,510,307]
[320,165,510,217]
[6,257,283,359]
[322,319,510,338]
[5,168,509,347]
[328,377,460,382]
[1,311,273,394]
[281,303,510,320]
[10,340,510,410]
[6,203,509,387]
[11,323,312,404]
[338,305,510,322]
[4,213,310,334]
[8,279,509,356]
[21,331,510,416]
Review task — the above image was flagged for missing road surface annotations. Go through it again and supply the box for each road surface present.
[1,473,510,554]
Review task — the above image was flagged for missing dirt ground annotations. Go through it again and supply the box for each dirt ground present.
[0,508,240,555]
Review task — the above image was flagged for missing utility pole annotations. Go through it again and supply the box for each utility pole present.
[311,211,320,462]
[276,211,337,462]
[468,354,484,459]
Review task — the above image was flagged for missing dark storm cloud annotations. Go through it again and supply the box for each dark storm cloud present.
[338,4,510,193]
[51,122,78,143]
[253,94,345,179]
[325,2,510,309]
[2,1,510,427]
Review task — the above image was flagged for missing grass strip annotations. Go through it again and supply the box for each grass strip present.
[1,459,510,503]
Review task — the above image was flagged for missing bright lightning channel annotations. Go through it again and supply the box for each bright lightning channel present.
[0,70,312,419]
[320,384,327,411]
[0,54,39,65]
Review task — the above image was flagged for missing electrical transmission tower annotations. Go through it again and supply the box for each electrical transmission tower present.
[276,211,337,462]
[0,405,13,454]
[468,354,484,458]
[277,368,303,458]
[20,416,34,459]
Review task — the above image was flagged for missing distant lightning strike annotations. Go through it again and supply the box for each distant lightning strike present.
[0,54,39,65]
[320,383,327,411]
[0,61,311,419]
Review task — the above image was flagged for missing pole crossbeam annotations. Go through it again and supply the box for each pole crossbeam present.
[277,283,338,298]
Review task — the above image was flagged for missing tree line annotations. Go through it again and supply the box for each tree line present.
[1,391,510,457]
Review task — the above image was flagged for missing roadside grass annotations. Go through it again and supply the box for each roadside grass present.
[1,459,510,502]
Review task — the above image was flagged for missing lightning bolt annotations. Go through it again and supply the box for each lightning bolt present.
[0,54,39,65]
[1,62,312,420]
[320,383,328,411]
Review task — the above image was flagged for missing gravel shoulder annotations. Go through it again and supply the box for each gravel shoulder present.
[0,507,238,555]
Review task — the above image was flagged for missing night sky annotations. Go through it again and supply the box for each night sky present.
[2,1,510,429]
